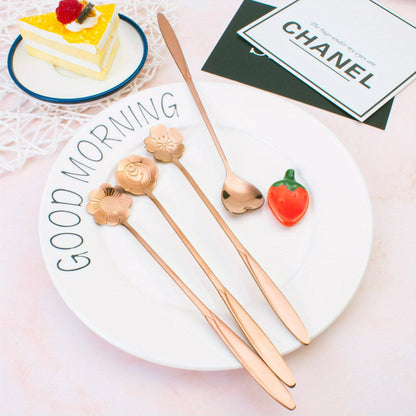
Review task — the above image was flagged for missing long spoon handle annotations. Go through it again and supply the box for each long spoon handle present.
[122,220,295,410]
[172,159,310,345]
[147,192,295,386]
[157,13,230,170]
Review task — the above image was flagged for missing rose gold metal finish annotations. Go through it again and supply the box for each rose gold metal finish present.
[87,183,132,225]
[115,155,158,195]
[174,158,310,345]
[157,13,264,214]
[87,183,296,409]
[123,221,295,408]
[144,124,185,162]
[145,125,310,345]
[115,156,295,387]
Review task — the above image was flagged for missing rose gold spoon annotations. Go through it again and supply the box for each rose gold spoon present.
[115,155,295,387]
[144,125,310,346]
[86,183,295,409]
[157,13,264,214]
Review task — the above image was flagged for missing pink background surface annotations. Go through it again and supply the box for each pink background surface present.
[1,0,415,415]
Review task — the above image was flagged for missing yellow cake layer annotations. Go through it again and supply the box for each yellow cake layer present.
[19,4,116,46]
[19,16,119,65]
[25,36,119,80]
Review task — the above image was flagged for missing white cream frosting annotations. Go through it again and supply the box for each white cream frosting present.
[97,8,117,50]
[65,10,101,32]
[24,34,118,73]
[18,7,117,55]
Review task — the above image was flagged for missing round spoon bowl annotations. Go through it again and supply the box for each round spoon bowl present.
[222,172,265,214]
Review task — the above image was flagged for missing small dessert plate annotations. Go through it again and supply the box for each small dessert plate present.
[7,14,147,104]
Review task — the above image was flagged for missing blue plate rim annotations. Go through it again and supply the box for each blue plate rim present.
[7,13,148,104]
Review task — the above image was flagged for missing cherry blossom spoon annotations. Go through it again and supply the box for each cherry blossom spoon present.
[157,13,264,214]
[115,155,295,387]
[86,183,295,409]
[144,125,310,346]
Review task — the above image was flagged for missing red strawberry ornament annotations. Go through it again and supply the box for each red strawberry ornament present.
[267,169,309,226]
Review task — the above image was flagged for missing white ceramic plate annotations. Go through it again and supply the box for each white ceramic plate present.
[39,82,372,370]
[8,14,147,104]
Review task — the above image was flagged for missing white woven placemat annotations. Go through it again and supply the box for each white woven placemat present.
[0,0,176,174]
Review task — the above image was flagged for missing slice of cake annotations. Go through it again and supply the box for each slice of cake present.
[19,1,119,80]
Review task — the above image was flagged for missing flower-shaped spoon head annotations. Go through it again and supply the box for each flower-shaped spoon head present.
[87,183,132,225]
[144,124,185,162]
[115,155,158,195]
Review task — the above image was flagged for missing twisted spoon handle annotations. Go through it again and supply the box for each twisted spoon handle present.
[157,12,230,170]
[147,192,295,386]
[122,220,296,410]
[172,158,310,345]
